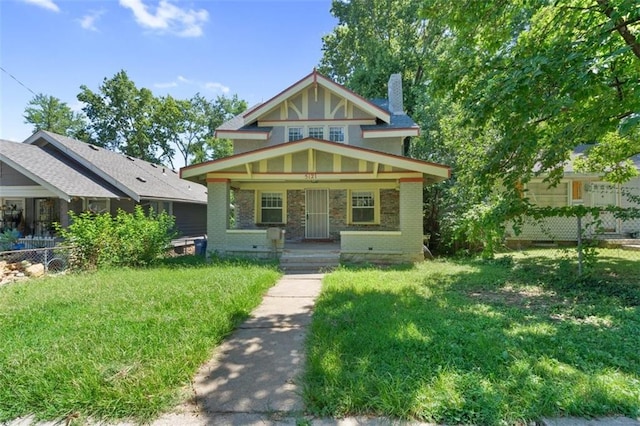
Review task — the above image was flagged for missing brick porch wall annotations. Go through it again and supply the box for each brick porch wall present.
[233,187,401,241]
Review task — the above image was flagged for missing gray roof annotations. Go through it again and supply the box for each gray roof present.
[217,103,273,134]
[363,99,420,130]
[0,139,125,200]
[565,144,640,174]
[3,130,207,204]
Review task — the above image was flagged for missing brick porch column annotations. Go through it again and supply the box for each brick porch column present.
[399,178,425,262]
[207,178,230,255]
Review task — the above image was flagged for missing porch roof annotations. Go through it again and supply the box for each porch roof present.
[180,138,450,183]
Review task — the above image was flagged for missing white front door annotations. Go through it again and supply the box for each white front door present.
[591,182,619,233]
[305,189,329,239]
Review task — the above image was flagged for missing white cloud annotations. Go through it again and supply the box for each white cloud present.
[204,82,230,94]
[153,76,230,94]
[78,10,105,32]
[119,0,208,37]
[22,0,59,12]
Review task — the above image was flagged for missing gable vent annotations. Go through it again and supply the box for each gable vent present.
[89,144,100,151]
[136,177,147,182]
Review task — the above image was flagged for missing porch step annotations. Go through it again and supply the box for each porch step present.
[279,250,340,273]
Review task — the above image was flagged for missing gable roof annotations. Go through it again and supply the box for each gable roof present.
[10,130,207,203]
[241,70,392,125]
[0,139,125,201]
[216,72,420,139]
[563,144,640,174]
[181,137,450,182]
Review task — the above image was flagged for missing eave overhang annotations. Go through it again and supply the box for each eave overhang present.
[181,138,450,183]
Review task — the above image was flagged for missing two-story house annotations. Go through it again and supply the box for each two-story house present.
[180,70,450,264]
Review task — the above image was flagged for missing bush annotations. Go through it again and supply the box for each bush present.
[57,206,176,269]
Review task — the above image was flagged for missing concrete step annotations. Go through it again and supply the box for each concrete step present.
[279,251,340,273]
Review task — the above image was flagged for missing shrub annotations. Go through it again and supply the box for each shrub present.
[57,206,176,269]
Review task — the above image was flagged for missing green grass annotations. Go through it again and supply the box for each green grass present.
[304,248,640,425]
[0,257,280,423]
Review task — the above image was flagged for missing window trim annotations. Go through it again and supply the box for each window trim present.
[84,198,110,214]
[256,191,287,225]
[348,189,379,225]
[285,125,348,144]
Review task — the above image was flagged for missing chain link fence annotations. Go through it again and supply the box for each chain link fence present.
[505,212,640,273]
[0,246,71,284]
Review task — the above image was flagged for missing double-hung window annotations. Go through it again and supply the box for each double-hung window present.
[260,192,284,224]
[350,190,376,224]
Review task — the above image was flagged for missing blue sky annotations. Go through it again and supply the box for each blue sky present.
[0,0,337,153]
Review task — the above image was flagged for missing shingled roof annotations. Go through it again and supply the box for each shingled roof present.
[2,130,207,204]
[0,139,125,201]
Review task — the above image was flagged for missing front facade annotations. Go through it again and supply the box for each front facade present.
[181,71,449,263]
[506,148,640,244]
[0,131,208,241]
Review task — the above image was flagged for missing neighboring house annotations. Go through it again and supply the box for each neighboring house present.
[181,70,450,263]
[506,145,640,245]
[0,130,207,239]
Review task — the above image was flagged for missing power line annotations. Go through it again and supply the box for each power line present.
[0,66,38,97]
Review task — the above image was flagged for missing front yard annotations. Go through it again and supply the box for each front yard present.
[0,258,280,423]
[304,249,640,425]
[1,249,638,425]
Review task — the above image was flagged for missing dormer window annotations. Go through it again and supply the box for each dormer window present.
[288,127,304,142]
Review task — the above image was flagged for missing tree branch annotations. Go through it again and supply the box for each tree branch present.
[597,0,640,61]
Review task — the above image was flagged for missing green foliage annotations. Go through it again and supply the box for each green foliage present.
[76,70,247,167]
[0,229,21,251]
[23,93,88,139]
[0,263,280,423]
[305,251,640,424]
[57,206,176,269]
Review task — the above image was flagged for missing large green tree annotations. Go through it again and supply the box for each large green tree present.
[422,0,640,188]
[77,70,169,164]
[23,93,87,139]
[190,94,247,164]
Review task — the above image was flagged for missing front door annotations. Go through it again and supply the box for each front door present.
[306,189,329,239]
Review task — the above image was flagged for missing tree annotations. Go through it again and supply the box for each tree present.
[23,93,87,139]
[190,94,247,164]
[77,70,169,164]
[421,0,640,190]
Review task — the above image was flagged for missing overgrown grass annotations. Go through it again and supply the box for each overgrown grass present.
[304,248,640,425]
[0,257,280,423]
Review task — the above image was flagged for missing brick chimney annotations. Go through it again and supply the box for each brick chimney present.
[387,73,404,114]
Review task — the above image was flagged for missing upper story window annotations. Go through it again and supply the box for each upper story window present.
[329,126,345,143]
[308,127,324,139]
[288,127,304,142]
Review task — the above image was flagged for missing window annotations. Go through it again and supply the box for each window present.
[572,181,583,201]
[527,183,568,207]
[260,192,284,223]
[350,191,376,223]
[288,127,304,142]
[147,201,172,215]
[308,126,324,139]
[86,199,109,214]
[329,126,345,143]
